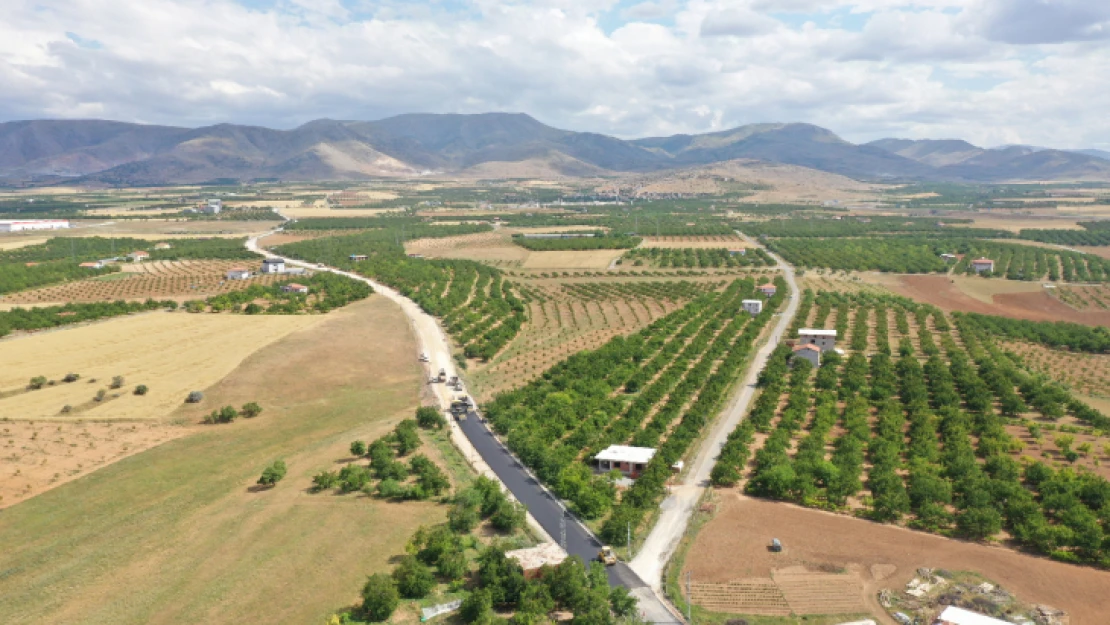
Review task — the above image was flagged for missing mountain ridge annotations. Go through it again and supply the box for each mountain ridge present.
[1,114,1108,184]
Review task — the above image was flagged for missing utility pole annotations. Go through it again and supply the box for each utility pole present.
[627,522,632,560]
[686,571,693,625]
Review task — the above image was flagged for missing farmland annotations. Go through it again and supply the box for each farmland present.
[709,289,1110,569]
[0,297,459,624]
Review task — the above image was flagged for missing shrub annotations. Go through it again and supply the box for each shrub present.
[28,376,47,390]
[312,470,340,491]
[416,406,447,430]
[240,402,262,418]
[392,555,436,599]
[134,384,149,396]
[257,460,287,486]
[110,376,124,389]
[490,499,527,533]
[60,405,72,414]
[460,588,493,624]
[339,464,372,492]
[186,391,204,403]
[94,389,107,402]
[395,419,422,455]
[350,440,367,456]
[360,573,399,622]
[63,373,80,383]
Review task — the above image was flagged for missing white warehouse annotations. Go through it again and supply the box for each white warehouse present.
[0,219,70,232]
[797,328,837,352]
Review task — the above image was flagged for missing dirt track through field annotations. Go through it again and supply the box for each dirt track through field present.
[686,495,1110,625]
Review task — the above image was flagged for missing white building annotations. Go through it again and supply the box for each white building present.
[798,328,837,352]
[940,253,957,262]
[204,199,222,214]
[595,445,656,478]
[970,258,995,273]
[0,219,70,232]
[261,258,285,274]
[226,268,250,280]
[742,299,763,315]
[933,605,1011,625]
[792,344,821,368]
[127,250,150,262]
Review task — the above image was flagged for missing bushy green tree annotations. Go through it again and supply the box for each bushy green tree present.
[240,402,262,418]
[392,555,436,599]
[350,440,367,456]
[257,460,287,487]
[416,406,447,429]
[360,573,399,622]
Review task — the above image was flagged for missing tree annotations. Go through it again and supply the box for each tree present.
[257,460,287,487]
[416,406,447,429]
[134,384,149,396]
[392,555,436,599]
[339,464,372,492]
[490,499,527,533]
[241,402,262,418]
[312,470,339,491]
[28,376,47,390]
[360,573,399,622]
[449,498,481,533]
[395,420,422,455]
[608,585,637,618]
[350,440,367,457]
[461,588,493,624]
[110,375,124,389]
[957,506,1002,541]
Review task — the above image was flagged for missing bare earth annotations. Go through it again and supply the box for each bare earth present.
[686,494,1110,625]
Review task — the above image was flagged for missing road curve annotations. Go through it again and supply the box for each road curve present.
[246,229,682,624]
[628,231,800,590]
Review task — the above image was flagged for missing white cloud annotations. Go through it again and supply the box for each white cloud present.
[0,0,1107,149]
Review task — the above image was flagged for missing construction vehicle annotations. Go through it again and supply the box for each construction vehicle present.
[447,375,459,386]
[597,546,617,566]
[428,376,439,385]
[418,352,429,363]
[437,368,447,382]
[450,395,472,418]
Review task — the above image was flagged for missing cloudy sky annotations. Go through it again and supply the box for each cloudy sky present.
[2,0,1108,147]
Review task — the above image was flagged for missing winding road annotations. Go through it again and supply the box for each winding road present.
[246,223,798,624]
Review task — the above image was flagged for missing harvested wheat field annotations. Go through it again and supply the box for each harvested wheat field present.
[405,228,528,265]
[0,296,442,625]
[522,250,626,270]
[0,311,320,421]
[1,260,287,305]
[686,495,1110,625]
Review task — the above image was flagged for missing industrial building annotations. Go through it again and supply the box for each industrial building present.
[0,219,70,232]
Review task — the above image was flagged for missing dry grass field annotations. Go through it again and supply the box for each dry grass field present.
[0,260,287,305]
[0,311,319,422]
[686,495,1110,625]
[0,295,445,625]
[521,250,626,269]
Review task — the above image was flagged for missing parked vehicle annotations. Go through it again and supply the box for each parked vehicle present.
[419,352,429,362]
[597,546,617,566]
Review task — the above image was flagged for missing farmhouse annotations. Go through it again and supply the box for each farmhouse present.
[226,268,250,280]
[971,257,995,273]
[203,199,222,214]
[742,299,763,315]
[281,283,309,294]
[933,605,1011,625]
[0,219,70,232]
[261,258,285,274]
[758,284,777,297]
[154,242,173,250]
[127,250,150,262]
[595,445,656,478]
[349,254,368,261]
[792,344,821,368]
[79,261,104,269]
[798,328,837,352]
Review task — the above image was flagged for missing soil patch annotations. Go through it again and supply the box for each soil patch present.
[888,275,1110,325]
[686,495,1110,625]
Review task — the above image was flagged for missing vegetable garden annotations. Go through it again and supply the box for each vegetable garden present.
[710,290,1110,567]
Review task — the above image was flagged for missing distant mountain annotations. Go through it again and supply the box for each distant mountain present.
[864,138,1110,182]
[1,114,1108,184]
[1071,148,1110,162]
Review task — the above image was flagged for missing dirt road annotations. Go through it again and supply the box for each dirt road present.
[629,231,800,589]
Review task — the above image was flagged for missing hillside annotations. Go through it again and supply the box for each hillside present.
[2,114,1109,184]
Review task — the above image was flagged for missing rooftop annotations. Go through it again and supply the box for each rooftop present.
[972,257,994,263]
[263,258,284,264]
[742,299,762,304]
[793,344,820,352]
[799,328,837,337]
[595,444,656,465]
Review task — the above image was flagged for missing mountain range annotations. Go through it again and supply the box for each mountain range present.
[1,113,1108,185]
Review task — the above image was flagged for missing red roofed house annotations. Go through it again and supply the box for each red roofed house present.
[970,258,995,273]
[792,344,821,368]
[281,283,309,294]
[758,284,777,297]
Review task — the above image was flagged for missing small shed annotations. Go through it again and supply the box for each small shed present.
[281,283,309,294]
[742,299,763,315]
[758,284,777,297]
[970,258,995,273]
[261,258,285,274]
[506,542,568,579]
[226,267,250,280]
[792,344,821,368]
[595,445,656,478]
[127,250,150,262]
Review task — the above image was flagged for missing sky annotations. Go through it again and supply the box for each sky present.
[2,0,1109,148]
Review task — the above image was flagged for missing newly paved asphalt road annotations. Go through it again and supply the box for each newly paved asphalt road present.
[456,411,647,588]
